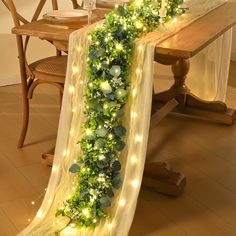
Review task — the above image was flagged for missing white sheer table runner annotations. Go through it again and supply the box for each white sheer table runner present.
[19,0,232,235]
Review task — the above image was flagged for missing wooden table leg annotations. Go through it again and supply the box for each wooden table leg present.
[153,58,236,125]
[42,147,54,166]
[143,162,186,197]
[141,99,186,197]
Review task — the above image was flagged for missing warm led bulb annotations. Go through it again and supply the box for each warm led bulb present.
[132,88,137,97]
[36,210,43,218]
[135,21,143,29]
[69,86,75,94]
[135,135,143,142]
[85,129,92,135]
[99,155,106,160]
[136,68,141,74]
[116,43,123,51]
[131,111,138,119]
[131,179,139,188]
[72,66,79,74]
[131,155,138,164]
[119,199,126,207]
[82,208,90,217]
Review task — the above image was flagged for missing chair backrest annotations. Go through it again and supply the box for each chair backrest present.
[1,0,79,80]
[1,0,80,27]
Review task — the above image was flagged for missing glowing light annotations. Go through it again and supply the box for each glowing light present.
[69,86,75,94]
[103,104,108,109]
[173,17,178,23]
[108,222,114,230]
[135,135,143,142]
[31,201,35,205]
[72,108,76,113]
[138,45,143,50]
[135,0,143,7]
[108,134,113,139]
[52,166,58,173]
[36,210,43,218]
[69,129,74,135]
[119,199,126,207]
[136,68,141,75]
[116,43,123,51]
[82,208,90,217]
[100,81,111,90]
[131,179,139,188]
[27,218,31,222]
[135,21,143,29]
[85,129,93,136]
[93,219,97,223]
[72,66,79,74]
[61,225,78,235]
[132,88,137,97]
[131,155,138,164]
[99,155,106,160]
[131,111,137,119]
[63,150,70,157]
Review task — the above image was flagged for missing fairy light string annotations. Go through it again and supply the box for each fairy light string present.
[56,0,184,229]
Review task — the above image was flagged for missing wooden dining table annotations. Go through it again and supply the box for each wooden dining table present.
[12,2,236,197]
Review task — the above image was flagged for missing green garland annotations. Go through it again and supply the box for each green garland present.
[56,0,184,228]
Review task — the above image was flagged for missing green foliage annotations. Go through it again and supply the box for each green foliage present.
[56,0,184,228]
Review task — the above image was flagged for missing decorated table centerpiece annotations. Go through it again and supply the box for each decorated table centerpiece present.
[55,0,184,232]
[19,0,230,235]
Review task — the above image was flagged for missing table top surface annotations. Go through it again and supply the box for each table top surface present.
[12,2,236,59]
[155,2,236,58]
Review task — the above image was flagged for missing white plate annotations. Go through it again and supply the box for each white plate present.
[43,10,88,20]
[99,0,129,4]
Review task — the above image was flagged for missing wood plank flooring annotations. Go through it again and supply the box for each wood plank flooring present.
[0,62,236,235]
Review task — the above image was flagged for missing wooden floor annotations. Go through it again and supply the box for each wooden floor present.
[0,61,236,236]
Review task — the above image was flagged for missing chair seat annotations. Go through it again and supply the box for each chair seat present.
[30,55,67,82]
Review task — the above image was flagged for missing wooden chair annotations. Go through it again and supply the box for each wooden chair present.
[1,0,79,148]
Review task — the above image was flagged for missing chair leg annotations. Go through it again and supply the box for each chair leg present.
[17,86,29,148]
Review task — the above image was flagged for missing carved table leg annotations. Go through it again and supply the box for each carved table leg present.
[143,162,186,197]
[153,58,236,125]
[141,99,186,197]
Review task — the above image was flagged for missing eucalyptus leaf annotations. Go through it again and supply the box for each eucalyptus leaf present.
[80,190,88,198]
[109,65,121,77]
[69,163,80,173]
[112,160,121,172]
[107,188,114,197]
[116,109,125,118]
[96,127,109,137]
[94,138,106,149]
[112,173,122,189]
[114,126,126,137]
[115,140,125,151]
[100,196,111,207]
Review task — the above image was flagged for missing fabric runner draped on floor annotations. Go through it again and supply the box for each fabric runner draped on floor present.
[19,0,231,235]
